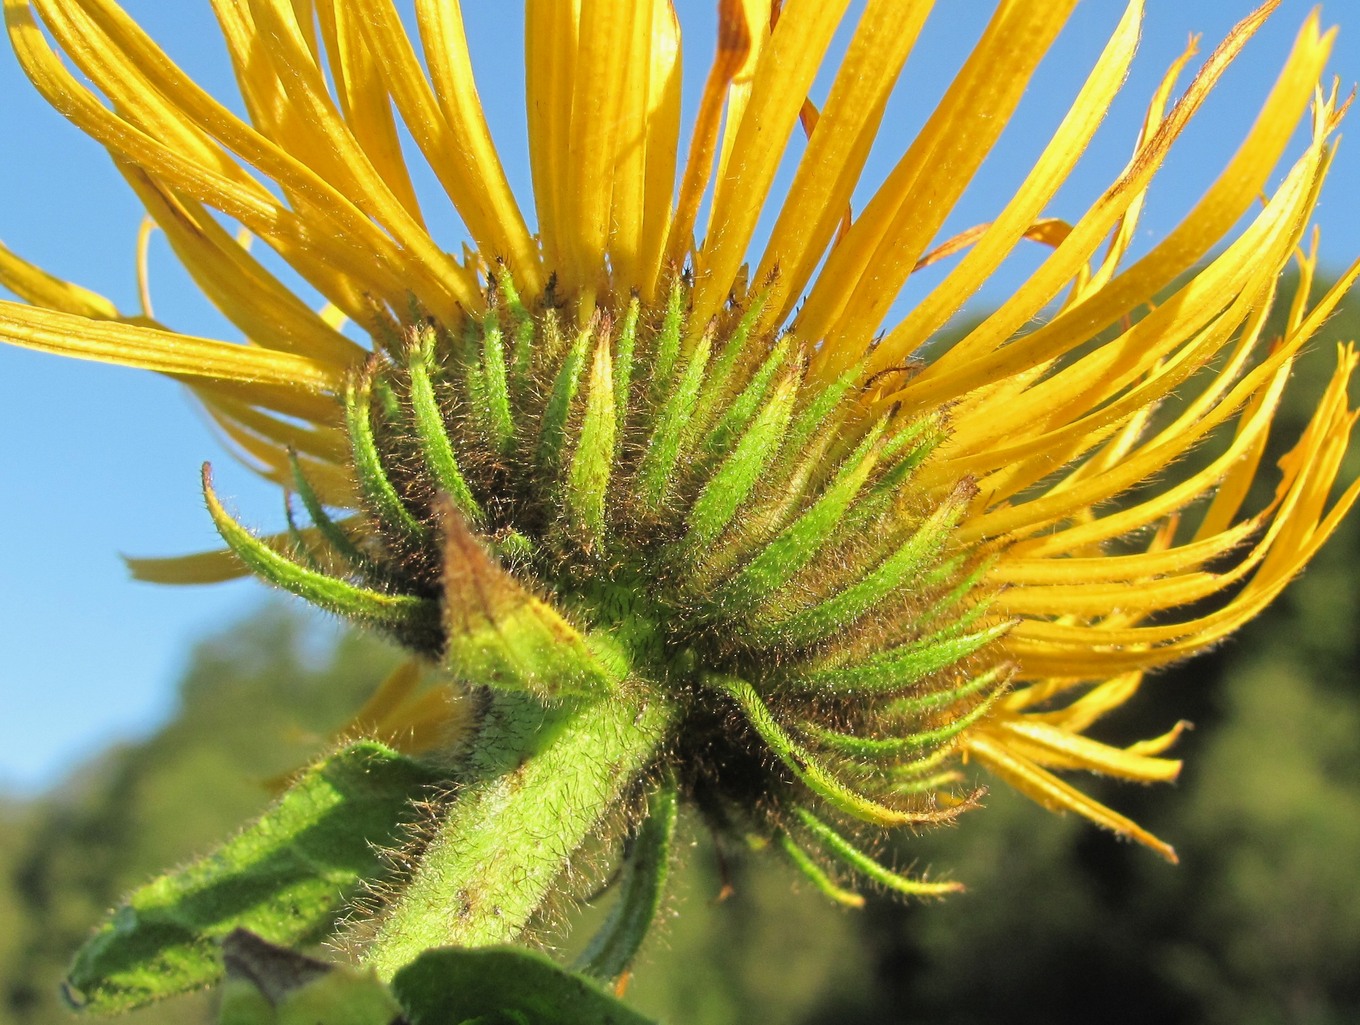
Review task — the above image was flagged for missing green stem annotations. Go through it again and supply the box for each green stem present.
[363,689,673,979]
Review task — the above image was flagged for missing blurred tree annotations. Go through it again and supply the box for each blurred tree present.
[0,606,407,1025]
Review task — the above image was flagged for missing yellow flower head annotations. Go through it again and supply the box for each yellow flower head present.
[2,0,1358,891]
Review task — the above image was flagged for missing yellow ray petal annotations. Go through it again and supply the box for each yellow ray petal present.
[0,242,121,319]
[1002,670,1145,721]
[554,0,642,292]
[1010,479,1360,674]
[801,0,1078,375]
[347,659,423,732]
[995,558,1263,620]
[362,681,470,756]
[120,165,366,369]
[712,0,772,188]
[11,0,412,317]
[957,272,1311,545]
[943,186,1297,494]
[990,518,1258,586]
[526,0,581,276]
[692,0,852,330]
[750,0,934,327]
[1077,30,1201,300]
[1004,366,1286,558]
[125,548,247,584]
[222,0,480,319]
[134,216,156,317]
[1005,345,1357,679]
[988,717,1181,784]
[314,0,425,224]
[664,0,754,274]
[202,399,358,508]
[124,511,368,584]
[965,731,1177,862]
[872,0,1143,371]
[406,0,544,291]
[193,392,348,466]
[0,300,340,393]
[633,0,683,302]
[605,0,682,298]
[895,5,1328,409]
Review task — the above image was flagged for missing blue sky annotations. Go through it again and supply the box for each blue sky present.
[2,0,1357,793]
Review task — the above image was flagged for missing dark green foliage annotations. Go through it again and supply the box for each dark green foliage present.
[216,932,658,1025]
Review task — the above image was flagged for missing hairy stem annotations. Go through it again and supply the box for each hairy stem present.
[363,689,672,979]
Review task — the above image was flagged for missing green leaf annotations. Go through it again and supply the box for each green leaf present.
[645,281,685,405]
[391,947,658,1025]
[751,481,972,647]
[774,830,865,909]
[707,675,958,828]
[287,450,373,572]
[789,620,1013,697]
[66,742,442,1015]
[805,682,1005,757]
[478,307,515,452]
[362,693,674,977]
[715,417,889,608]
[612,297,640,432]
[793,809,962,899]
[685,286,770,439]
[696,337,789,463]
[538,320,592,475]
[493,268,535,391]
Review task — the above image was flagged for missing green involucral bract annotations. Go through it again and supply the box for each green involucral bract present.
[189,276,1008,977]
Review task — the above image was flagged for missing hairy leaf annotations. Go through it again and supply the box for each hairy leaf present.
[66,742,441,1014]
[392,947,657,1025]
